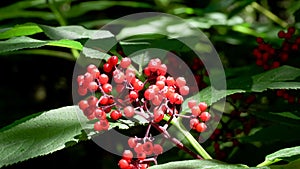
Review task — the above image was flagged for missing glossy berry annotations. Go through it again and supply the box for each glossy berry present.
[118,159,129,169]
[110,110,122,120]
[78,86,87,96]
[191,106,201,116]
[144,89,155,100]
[95,108,106,120]
[78,100,89,111]
[108,56,118,66]
[154,109,164,123]
[179,86,189,95]
[196,122,207,132]
[88,81,98,92]
[199,112,211,122]
[189,118,199,129]
[87,96,98,107]
[166,76,175,86]
[103,63,113,73]
[120,57,131,68]
[124,106,135,118]
[99,74,109,84]
[122,150,133,161]
[188,99,197,109]
[102,83,112,93]
[129,90,138,100]
[198,102,208,112]
[143,141,153,155]
[176,77,186,87]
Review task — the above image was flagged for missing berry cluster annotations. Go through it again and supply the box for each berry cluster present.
[208,93,257,160]
[253,27,299,70]
[118,137,163,169]
[76,56,211,168]
[188,99,210,133]
[276,89,300,104]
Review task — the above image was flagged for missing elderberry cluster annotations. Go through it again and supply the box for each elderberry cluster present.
[76,56,211,169]
[253,27,299,70]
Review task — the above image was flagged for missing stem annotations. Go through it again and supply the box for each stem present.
[164,115,212,159]
[251,2,288,28]
[47,0,80,59]
[257,159,282,167]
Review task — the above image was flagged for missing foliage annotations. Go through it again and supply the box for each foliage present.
[0,0,299,169]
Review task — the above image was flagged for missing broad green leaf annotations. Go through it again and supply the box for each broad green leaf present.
[82,47,111,60]
[148,159,268,169]
[0,106,86,168]
[0,23,42,39]
[182,87,245,112]
[39,25,114,40]
[257,146,300,167]
[251,111,300,126]
[270,158,300,169]
[0,36,83,53]
[241,125,300,143]
[47,39,83,50]
[0,36,47,53]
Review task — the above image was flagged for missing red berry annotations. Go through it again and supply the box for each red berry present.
[110,110,122,120]
[113,71,125,84]
[88,81,98,92]
[99,96,108,105]
[156,81,165,90]
[124,106,135,118]
[128,137,137,148]
[90,68,100,78]
[143,141,153,155]
[288,27,295,34]
[152,95,162,106]
[78,86,87,96]
[95,108,106,120]
[118,159,129,169]
[102,83,112,93]
[134,143,144,153]
[120,57,131,68]
[256,37,264,44]
[191,106,201,116]
[144,67,151,76]
[100,119,110,130]
[199,112,211,122]
[278,30,286,38]
[94,121,103,131]
[84,72,94,83]
[179,86,189,95]
[198,102,208,112]
[189,118,199,129]
[78,100,89,111]
[87,96,98,107]
[166,76,175,86]
[108,56,118,66]
[157,64,167,75]
[157,75,166,82]
[103,63,113,72]
[188,99,197,109]
[99,74,109,84]
[153,144,163,155]
[144,89,155,100]
[176,77,186,87]
[133,80,144,91]
[116,84,124,93]
[122,150,133,161]
[129,90,139,100]
[276,89,285,96]
[154,109,164,123]
[137,152,146,160]
[77,75,84,84]
[196,122,207,132]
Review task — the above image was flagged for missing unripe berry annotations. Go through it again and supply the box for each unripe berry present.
[120,57,131,68]
[124,106,135,117]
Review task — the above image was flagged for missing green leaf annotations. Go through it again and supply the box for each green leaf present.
[39,25,114,40]
[148,159,268,169]
[257,146,300,167]
[182,87,245,111]
[0,106,86,168]
[0,36,83,53]
[0,23,42,39]
[251,111,300,126]
[0,36,47,53]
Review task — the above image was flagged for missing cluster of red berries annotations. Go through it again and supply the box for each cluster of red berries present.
[208,93,257,160]
[276,89,300,104]
[118,137,163,169]
[76,56,211,168]
[187,99,210,133]
[253,27,299,70]
[190,58,208,90]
